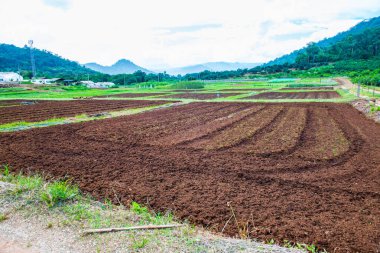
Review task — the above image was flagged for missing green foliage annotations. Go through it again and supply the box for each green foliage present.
[170,81,205,89]
[40,181,79,207]
[0,44,98,79]
[267,16,380,66]
[132,238,149,250]
[1,164,10,177]
[0,44,178,85]
[14,174,43,193]
[370,105,380,112]
[130,201,149,215]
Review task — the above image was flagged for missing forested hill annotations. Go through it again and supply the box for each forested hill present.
[0,44,99,79]
[266,16,380,66]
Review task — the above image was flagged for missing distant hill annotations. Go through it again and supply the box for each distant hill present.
[165,62,261,75]
[266,16,380,66]
[0,43,98,78]
[85,59,153,75]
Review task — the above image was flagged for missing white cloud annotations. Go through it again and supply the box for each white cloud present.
[42,0,71,10]
[0,0,379,69]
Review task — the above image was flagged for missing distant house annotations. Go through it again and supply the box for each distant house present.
[31,78,64,85]
[0,72,23,82]
[43,78,63,84]
[80,81,115,88]
[80,81,95,87]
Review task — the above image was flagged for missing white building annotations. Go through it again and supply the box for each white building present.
[0,72,23,82]
[31,78,63,85]
[81,81,115,88]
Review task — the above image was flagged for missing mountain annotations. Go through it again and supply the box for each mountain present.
[85,59,153,75]
[164,62,261,75]
[0,43,98,78]
[266,16,380,66]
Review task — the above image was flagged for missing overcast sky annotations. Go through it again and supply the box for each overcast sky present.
[1,0,380,69]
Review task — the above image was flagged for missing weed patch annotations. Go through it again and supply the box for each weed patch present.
[40,181,79,207]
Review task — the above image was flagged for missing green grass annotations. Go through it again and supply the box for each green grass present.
[370,105,380,112]
[360,89,380,99]
[40,181,79,207]
[0,85,137,100]
[132,237,149,250]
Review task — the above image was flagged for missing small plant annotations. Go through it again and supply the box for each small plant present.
[370,105,380,112]
[0,213,8,222]
[305,244,319,253]
[130,201,148,215]
[40,181,79,207]
[1,164,10,177]
[132,238,149,250]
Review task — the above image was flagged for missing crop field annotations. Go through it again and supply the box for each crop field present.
[246,91,341,99]
[0,100,168,124]
[161,92,241,100]
[0,101,379,252]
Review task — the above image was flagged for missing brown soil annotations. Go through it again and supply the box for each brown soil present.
[161,93,241,100]
[245,91,341,99]
[0,102,379,253]
[0,100,168,124]
[0,100,43,108]
[280,87,334,90]
[98,93,167,98]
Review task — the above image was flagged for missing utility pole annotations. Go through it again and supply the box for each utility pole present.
[28,40,36,79]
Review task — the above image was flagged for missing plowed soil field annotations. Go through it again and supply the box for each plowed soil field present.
[246,91,340,99]
[0,99,168,124]
[0,102,379,252]
[0,100,41,108]
[161,93,241,100]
